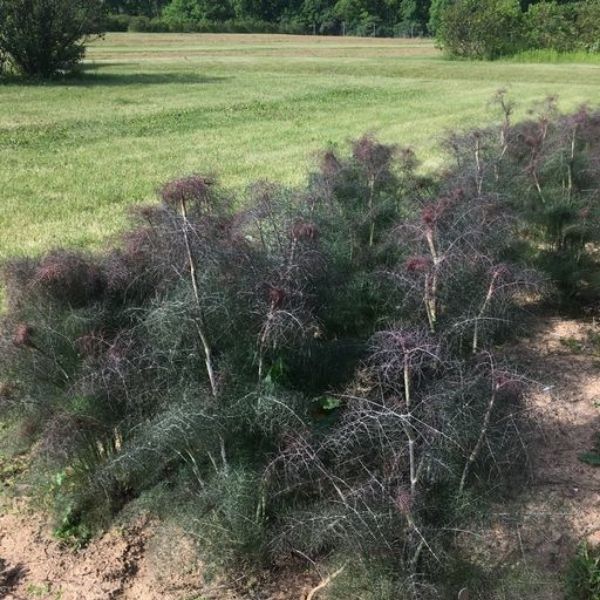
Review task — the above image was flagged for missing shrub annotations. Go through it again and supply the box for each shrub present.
[438,0,600,59]
[565,543,600,600]
[525,1,577,52]
[0,124,548,587]
[574,0,600,53]
[0,47,7,76]
[0,0,105,78]
[502,101,600,303]
[162,0,235,23]
[127,15,153,32]
[104,13,131,32]
[429,0,452,35]
[437,0,526,59]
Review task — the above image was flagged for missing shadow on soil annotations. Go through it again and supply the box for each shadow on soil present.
[0,557,27,595]
[495,317,600,586]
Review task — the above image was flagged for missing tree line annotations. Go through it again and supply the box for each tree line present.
[105,0,594,38]
[1,0,598,78]
[107,0,432,36]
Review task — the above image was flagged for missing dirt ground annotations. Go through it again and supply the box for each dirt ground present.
[459,317,600,598]
[0,317,598,600]
[0,507,318,599]
[0,511,204,600]
[513,319,600,556]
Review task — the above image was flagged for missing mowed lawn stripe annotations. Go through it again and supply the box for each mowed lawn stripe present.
[0,85,428,149]
[2,33,600,259]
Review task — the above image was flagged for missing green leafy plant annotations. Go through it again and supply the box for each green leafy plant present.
[525,1,577,53]
[560,337,584,353]
[0,0,105,78]
[565,543,600,600]
[53,507,92,549]
[578,433,600,467]
[437,0,526,59]
[437,0,600,59]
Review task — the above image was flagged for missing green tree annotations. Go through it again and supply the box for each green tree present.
[233,0,287,21]
[428,0,451,34]
[105,0,169,17]
[334,0,383,35]
[437,0,525,58]
[574,0,600,52]
[299,0,337,33]
[158,0,437,34]
[525,1,576,51]
[0,0,105,77]
[400,0,431,34]
[163,0,235,22]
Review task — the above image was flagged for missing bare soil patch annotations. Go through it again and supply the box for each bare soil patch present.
[506,318,600,567]
[455,318,600,598]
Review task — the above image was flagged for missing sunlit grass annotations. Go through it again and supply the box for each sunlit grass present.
[510,48,600,64]
[1,32,600,259]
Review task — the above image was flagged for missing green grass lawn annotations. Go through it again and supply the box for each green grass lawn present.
[2,32,600,259]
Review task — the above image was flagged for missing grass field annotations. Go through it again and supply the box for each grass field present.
[2,33,600,259]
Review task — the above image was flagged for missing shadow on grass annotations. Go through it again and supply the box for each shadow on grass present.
[1,64,229,87]
[71,71,229,87]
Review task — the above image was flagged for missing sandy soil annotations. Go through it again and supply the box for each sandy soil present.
[456,318,600,598]
[0,317,598,599]
[0,506,315,599]
[504,319,600,565]
[0,511,206,600]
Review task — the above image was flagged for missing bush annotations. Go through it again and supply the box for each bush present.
[523,0,600,54]
[128,15,158,32]
[565,543,600,599]
[0,0,105,78]
[574,0,600,53]
[104,13,131,32]
[437,0,525,59]
[1,118,572,587]
[162,0,235,23]
[0,47,8,76]
[499,99,600,304]
[438,0,600,59]
[525,1,577,52]
[105,14,294,34]
[429,0,453,36]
